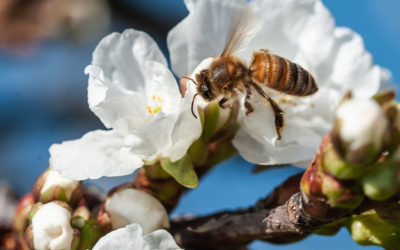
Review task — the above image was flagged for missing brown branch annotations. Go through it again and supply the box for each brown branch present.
[171,192,328,249]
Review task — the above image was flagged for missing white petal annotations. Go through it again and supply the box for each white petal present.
[161,91,202,162]
[233,89,331,165]
[167,0,247,76]
[93,224,182,250]
[143,61,181,115]
[50,130,143,180]
[105,188,169,234]
[86,29,169,130]
[233,127,318,165]
[329,28,380,98]
[86,65,148,131]
[124,113,178,162]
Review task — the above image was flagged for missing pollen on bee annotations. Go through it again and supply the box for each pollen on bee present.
[278,97,298,107]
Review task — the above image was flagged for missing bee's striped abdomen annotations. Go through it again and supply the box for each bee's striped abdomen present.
[249,50,318,96]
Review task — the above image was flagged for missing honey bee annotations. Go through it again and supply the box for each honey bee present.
[187,7,318,140]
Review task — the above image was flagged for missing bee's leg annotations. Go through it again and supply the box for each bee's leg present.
[218,97,229,109]
[250,82,284,140]
[245,84,254,116]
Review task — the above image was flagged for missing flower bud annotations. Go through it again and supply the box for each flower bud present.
[349,209,400,249]
[29,201,75,250]
[301,162,363,210]
[13,193,35,235]
[71,205,90,229]
[33,169,83,206]
[361,162,400,201]
[334,98,389,164]
[321,141,366,179]
[104,183,169,234]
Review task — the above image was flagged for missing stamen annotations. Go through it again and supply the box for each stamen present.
[146,106,152,113]
[153,107,162,114]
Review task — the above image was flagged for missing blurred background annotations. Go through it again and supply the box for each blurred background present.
[0,0,398,249]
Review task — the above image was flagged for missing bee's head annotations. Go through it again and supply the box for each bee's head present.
[196,69,216,101]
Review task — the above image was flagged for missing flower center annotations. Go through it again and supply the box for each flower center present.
[146,95,163,114]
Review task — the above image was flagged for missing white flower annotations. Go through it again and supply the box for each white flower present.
[105,186,169,234]
[49,29,202,180]
[93,223,182,250]
[168,0,389,166]
[336,98,388,151]
[31,202,74,250]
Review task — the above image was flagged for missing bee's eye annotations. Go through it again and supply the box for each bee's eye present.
[200,84,211,100]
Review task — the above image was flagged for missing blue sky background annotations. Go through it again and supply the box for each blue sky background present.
[1,0,398,249]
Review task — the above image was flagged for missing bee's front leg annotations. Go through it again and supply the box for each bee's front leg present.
[245,84,254,116]
[218,97,229,109]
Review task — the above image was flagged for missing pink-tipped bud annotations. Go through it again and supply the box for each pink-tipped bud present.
[13,193,35,235]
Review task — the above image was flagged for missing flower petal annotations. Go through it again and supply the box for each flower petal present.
[233,126,319,165]
[49,130,143,180]
[93,224,182,250]
[105,187,169,234]
[142,61,181,115]
[330,27,381,98]
[161,92,202,162]
[167,0,247,76]
[124,113,177,162]
[86,29,169,130]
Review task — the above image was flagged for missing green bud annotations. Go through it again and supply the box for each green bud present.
[32,169,83,206]
[348,209,400,249]
[362,162,400,201]
[321,142,367,179]
[72,206,91,229]
[320,172,363,209]
[78,220,105,250]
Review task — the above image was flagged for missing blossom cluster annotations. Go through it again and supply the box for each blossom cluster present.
[51,0,387,181]
[9,0,393,249]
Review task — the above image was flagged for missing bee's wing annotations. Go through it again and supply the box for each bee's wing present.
[221,6,259,57]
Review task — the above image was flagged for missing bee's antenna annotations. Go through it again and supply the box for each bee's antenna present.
[181,76,197,85]
[191,93,199,119]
